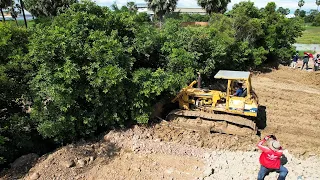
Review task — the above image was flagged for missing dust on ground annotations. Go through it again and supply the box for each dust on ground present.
[1,65,320,180]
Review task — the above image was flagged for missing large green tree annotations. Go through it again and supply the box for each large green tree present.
[23,0,77,17]
[28,1,149,142]
[197,0,231,15]
[304,9,318,23]
[145,0,178,27]
[277,7,290,15]
[299,9,306,17]
[313,12,320,25]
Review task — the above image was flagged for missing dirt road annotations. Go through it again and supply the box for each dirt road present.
[2,66,320,180]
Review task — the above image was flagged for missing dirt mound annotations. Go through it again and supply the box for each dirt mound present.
[4,126,320,180]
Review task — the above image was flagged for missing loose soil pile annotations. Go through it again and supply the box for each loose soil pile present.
[1,66,320,180]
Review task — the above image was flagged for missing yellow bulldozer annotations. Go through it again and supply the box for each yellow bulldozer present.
[166,70,260,136]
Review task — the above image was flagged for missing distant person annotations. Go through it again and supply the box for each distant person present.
[314,54,319,71]
[257,135,288,180]
[290,53,299,68]
[301,54,309,70]
[233,82,244,96]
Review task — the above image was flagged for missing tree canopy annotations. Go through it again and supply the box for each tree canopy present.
[277,7,290,15]
[197,0,231,14]
[23,0,77,17]
[145,0,178,24]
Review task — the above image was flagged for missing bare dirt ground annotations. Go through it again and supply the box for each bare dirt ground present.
[1,66,320,180]
[252,66,320,156]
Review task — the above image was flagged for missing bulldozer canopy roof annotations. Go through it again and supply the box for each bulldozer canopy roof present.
[214,70,250,80]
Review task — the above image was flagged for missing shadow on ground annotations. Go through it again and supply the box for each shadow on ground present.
[0,154,39,179]
[257,105,267,130]
[0,137,121,180]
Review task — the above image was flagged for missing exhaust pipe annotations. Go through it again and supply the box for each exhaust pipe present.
[197,72,201,88]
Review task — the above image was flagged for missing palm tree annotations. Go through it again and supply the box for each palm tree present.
[145,0,178,28]
[316,0,320,11]
[19,0,27,28]
[197,0,231,15]
[298,0,305,10]
[294,9,300,17]
[9,4,20,25]
[0,0,12,23]
[127,1,138,12]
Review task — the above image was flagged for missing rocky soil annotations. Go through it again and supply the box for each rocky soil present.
[1,66,320,180]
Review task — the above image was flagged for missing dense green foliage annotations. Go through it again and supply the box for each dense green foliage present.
[0,1,304,166]
[0,23,44,165]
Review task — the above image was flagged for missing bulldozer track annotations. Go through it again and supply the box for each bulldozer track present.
[165,110,257,136]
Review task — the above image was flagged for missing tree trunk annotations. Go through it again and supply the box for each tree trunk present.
[20,0,27,28]
[159,15,163,29]
[0,8,5,23]
[14,17,18,26]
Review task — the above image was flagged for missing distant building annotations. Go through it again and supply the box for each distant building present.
[175,8,206,15]
[136,3,206,15]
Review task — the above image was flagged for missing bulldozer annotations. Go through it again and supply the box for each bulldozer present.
[165,70,260,136]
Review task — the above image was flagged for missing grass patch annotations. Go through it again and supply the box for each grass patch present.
[296,25,320,44]
[0,19,35,27]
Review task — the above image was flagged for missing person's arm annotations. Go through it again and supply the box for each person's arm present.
[257,135,271,152]
[234,89,241,96]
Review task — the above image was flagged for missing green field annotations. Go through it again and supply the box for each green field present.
[296,25,320,44]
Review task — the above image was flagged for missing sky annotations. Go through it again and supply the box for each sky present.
[94,0,319,14]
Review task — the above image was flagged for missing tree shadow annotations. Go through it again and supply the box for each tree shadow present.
[257,105,267,130]
[0,139,121,180]
[0,154,39,180]
[252,61,281,75]
[96,140,121,160]
[280,154,288,165]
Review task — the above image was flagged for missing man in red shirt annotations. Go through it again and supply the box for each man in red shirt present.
[257,135,288,180]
